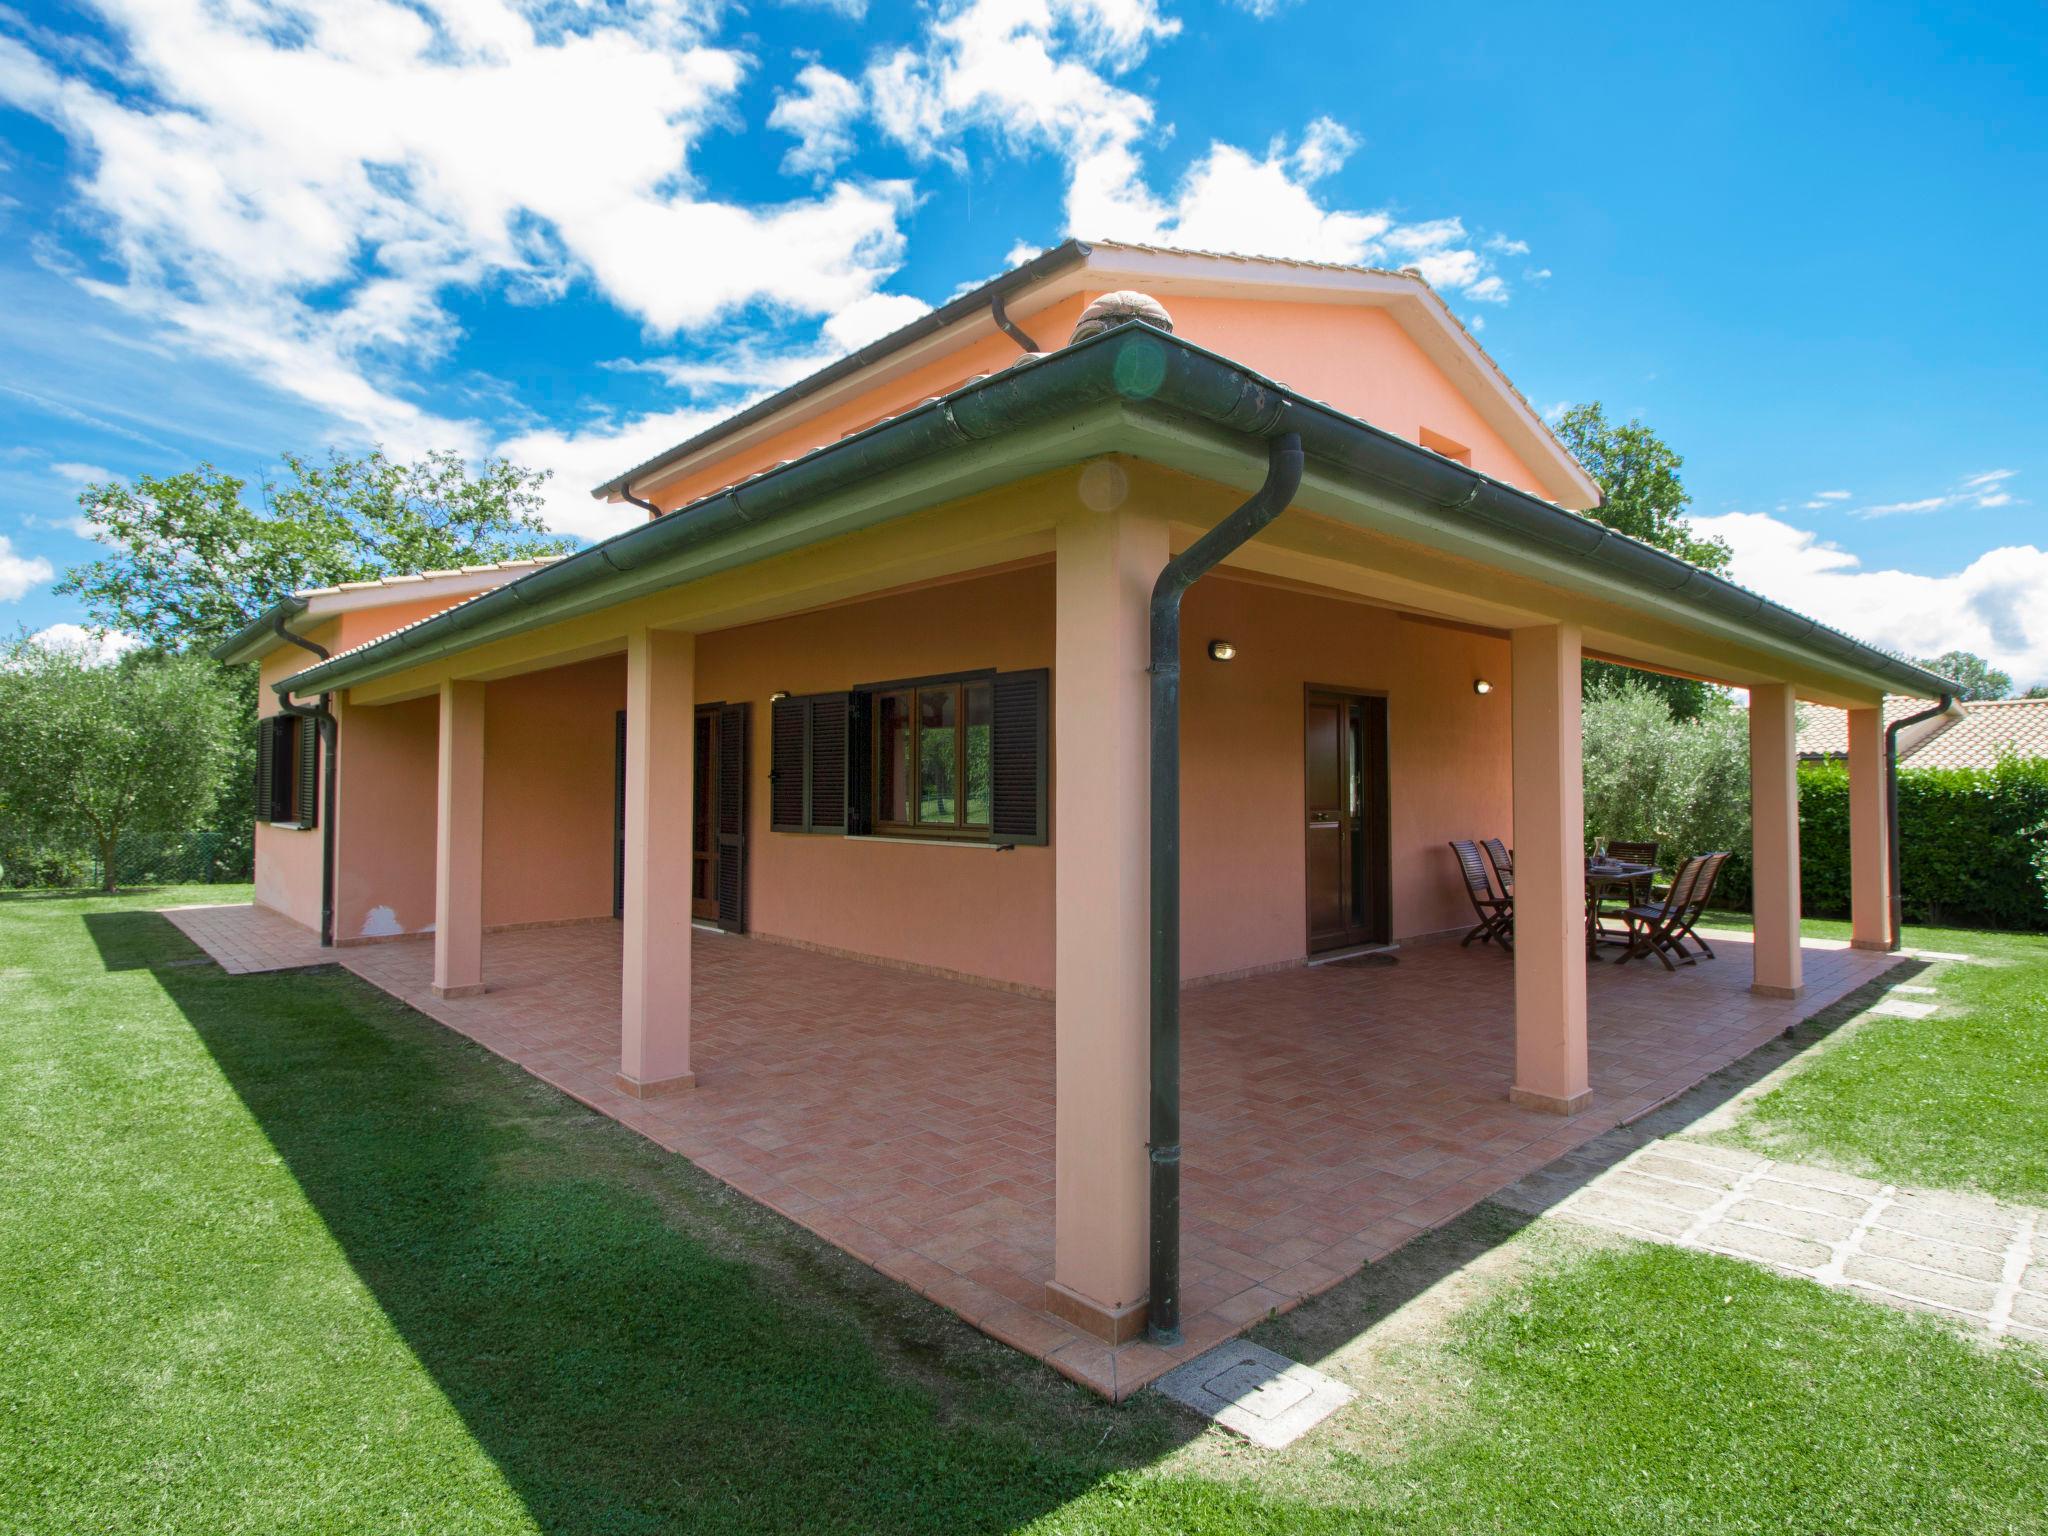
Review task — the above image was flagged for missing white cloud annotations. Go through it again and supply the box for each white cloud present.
[48,461,113,485]
[858,2,1512,300]
[822,291,932,351]
[1290,116,1357,182]
[1693,509,2048,688]
[1223,0,1297,14]
[2,2,914,456]
[0,534,55,601]
[1801,488,1852,507]
[499,403,743,543]
[25,622,143,664]
[1851,469,2021,519]
[770,63,865,177]
[1485,234,1530,255]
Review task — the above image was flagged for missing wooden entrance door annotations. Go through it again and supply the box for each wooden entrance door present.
[1304,688,1390,953]
[692,707,720,921]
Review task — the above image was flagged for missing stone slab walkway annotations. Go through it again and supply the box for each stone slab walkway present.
[1549,1139,2048,1346]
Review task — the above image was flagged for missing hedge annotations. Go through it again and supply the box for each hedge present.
[1717,756,2048,930]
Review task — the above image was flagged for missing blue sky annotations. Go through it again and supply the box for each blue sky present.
[3,0,2045,683]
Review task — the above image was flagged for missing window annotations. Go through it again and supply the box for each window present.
[1418,426,1472,466]
[768,669,1047,845]
[873,678,993,836]
[254,712,319,829]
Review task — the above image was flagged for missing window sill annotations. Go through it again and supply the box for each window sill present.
[847,834,1013,851]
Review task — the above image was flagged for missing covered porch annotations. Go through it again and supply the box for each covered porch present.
[168,903,1903,1397]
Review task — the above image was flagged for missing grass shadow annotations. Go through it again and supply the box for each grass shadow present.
[81,907,224,972]
[113,908,1202,1535]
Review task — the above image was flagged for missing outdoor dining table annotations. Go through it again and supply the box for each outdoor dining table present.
[1583,859,1657,956]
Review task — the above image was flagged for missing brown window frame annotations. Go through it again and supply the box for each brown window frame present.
[870,673,995,841]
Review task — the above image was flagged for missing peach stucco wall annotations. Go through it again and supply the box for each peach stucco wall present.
[688,564,1507,990]
[256,595,516,935]
[480,657,627,929]
[334,693,437,941]
[307,565,1511,988]
[695,565,1058,988]
[1179,578,1513,976]
[642,291,1548,514]
[328,657,626,941]
[254,642,325,932]
[1159,297,1545,492]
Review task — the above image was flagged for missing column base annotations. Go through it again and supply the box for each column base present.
[1751,982,1804,1000]
[615,1071,696,1099]
[1043,1281,1147,1344]
[431,981,487,999]
[1509,1084,1592,1116]
[1850,938,1891,953]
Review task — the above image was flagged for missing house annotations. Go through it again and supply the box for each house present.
[214,240,1949,1390]
[1800,696,2048,769]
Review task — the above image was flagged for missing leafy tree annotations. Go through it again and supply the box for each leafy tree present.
[1581,679,1752,867]
[0,641,236,891]
[1917,649,2012,702]
[59,448,573,654]
[1555,403,1732,722]
[2022,683,2048,700]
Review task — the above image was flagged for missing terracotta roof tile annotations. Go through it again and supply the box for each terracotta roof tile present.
[1798,697,2048,769]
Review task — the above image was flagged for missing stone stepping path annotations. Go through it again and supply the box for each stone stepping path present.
[1554,1139,2048,1346]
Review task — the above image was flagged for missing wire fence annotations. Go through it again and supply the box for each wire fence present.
[1,827,253,891]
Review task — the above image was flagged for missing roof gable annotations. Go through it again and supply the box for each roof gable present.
[596,240,1600,513]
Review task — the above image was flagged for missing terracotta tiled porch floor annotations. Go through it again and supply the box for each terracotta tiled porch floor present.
[164,905,1902,1398]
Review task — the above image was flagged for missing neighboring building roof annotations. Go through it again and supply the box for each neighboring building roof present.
[1796,696,1935,756]
[212,557,563,665]
[1799,697,2048,769]
[591,238,1602,511]
[275,320,1958,705]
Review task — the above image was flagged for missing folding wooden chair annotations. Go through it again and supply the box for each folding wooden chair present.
[1668,850,1731,960]
[1481,836,1514,896]
[1613,852,1713,970]
[1451,839,1513,950]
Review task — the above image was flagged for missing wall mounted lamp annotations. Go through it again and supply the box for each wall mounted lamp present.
[1473,679,1494,695]
[770,690,791,702]
[1208,640,1237,662]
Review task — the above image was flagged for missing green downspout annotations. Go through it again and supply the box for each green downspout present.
[1146,432,1303,1345]
[1883,694,1956,951]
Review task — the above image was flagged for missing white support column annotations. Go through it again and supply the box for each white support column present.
[1047,509,1166,1344]
[1508,622,1591,1116]
[1847,705,1892,951]
[432,679,486,999]
[618,626,696,1098]
[1750,682,1804,997]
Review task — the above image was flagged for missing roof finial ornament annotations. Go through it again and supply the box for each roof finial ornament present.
[1070,290,1174,345]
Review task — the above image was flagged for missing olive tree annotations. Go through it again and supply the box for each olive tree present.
[1581,678,1751,863]
[0,640,236,891]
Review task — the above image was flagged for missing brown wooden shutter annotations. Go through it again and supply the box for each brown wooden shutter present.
[844,690,873,836]
[807,694,847,830]
[295,714,320,829]
[990,669,1049,845]
[255,716,276,824]
[715,702,748,932]
[769,696,806,831]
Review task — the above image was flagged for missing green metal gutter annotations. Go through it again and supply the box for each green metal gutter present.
[212,595,309,665]
[276,323,1960,702]
[591,240,1093,499]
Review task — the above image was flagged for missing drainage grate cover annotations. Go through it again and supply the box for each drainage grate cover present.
[1152,1340,1354,1449]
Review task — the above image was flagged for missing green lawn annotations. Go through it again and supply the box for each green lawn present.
[4,888,2045,1534]
[1701,912,2048,1204]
